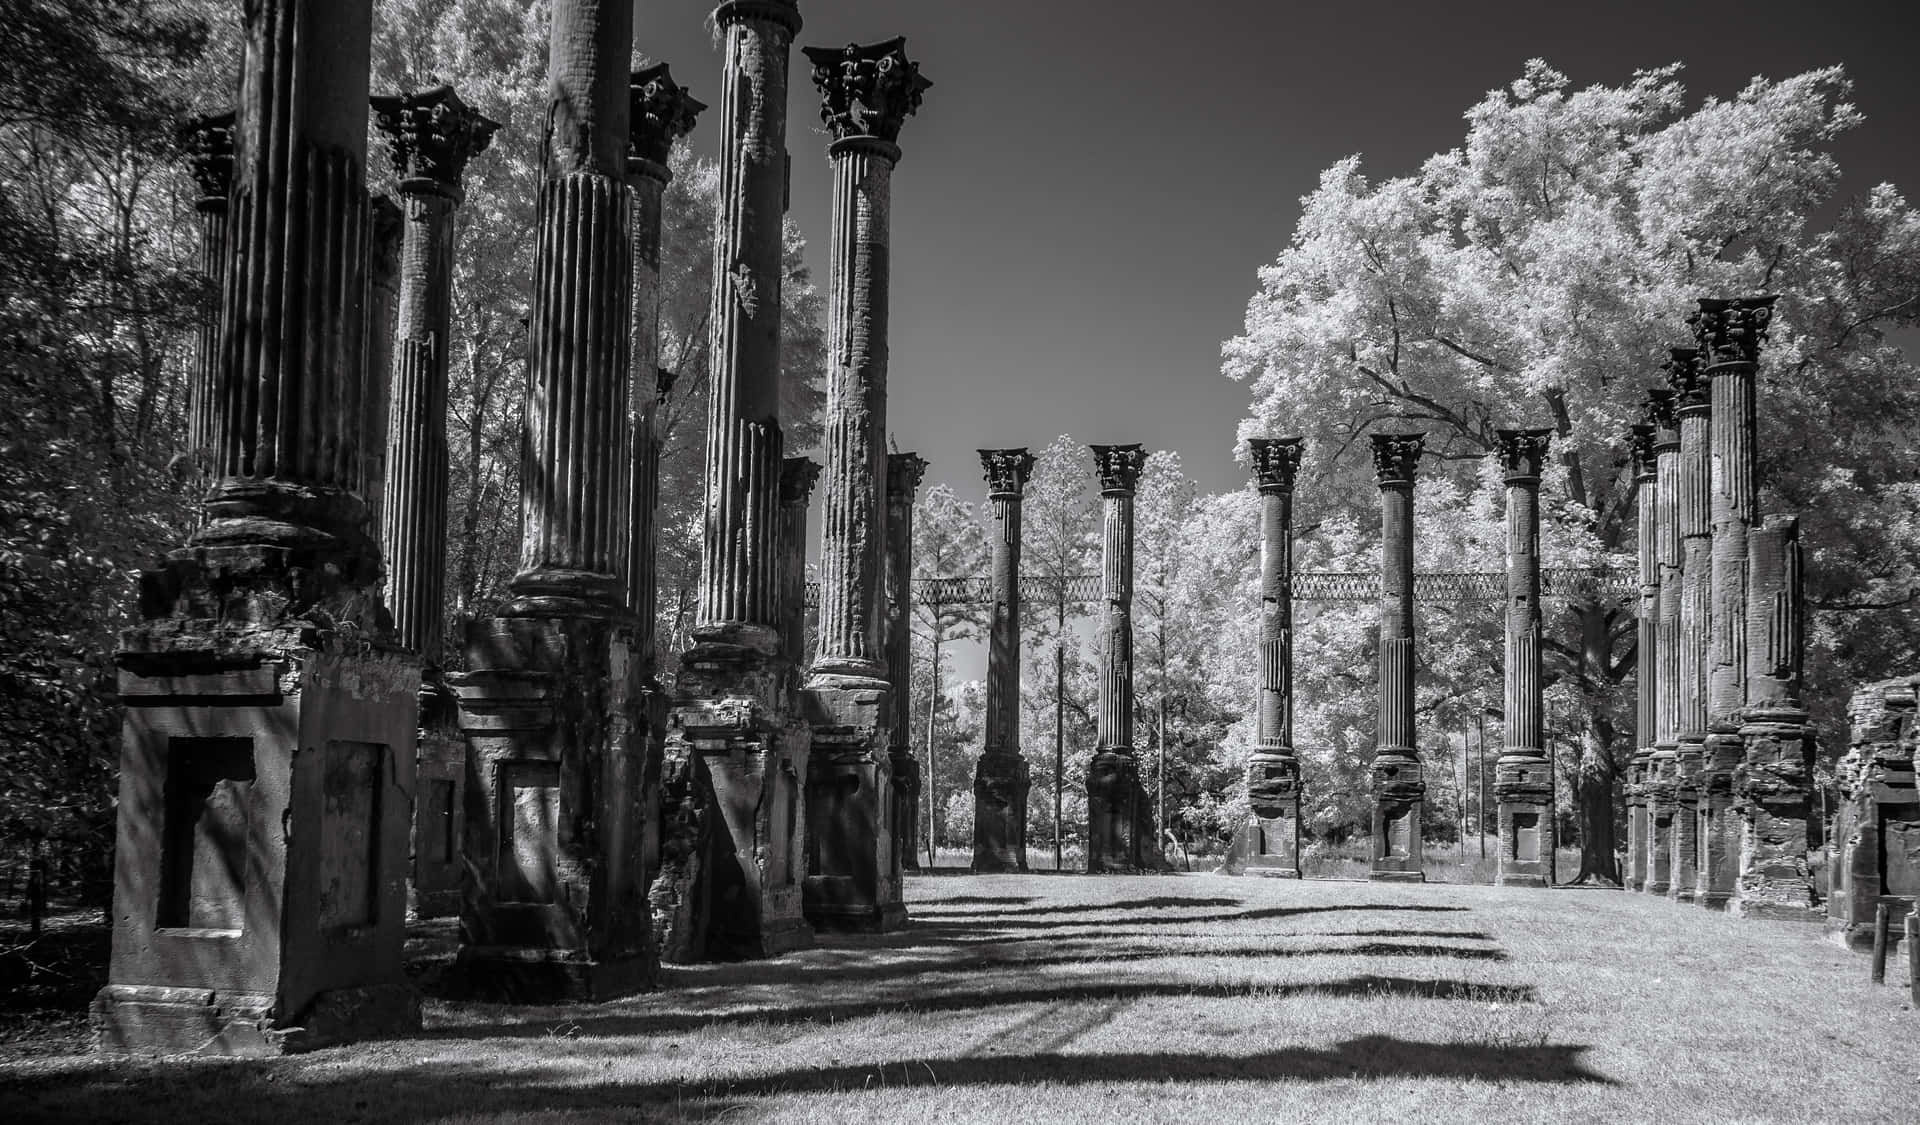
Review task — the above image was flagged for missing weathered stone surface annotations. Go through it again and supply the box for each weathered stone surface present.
[1494,428,1553,888]
[363,196,402,552]
[1242,438,1305,878]
[1625,417,1660,892]
[1829,678,1919,947]
[1668,348,1711,903]
[886,453,928,872]
[179,110,234,481]
[1645,378,1682,895]
[1369,433,1426,882]
[974,449,1035,872]
[1087,444,1150,874]
[95,1,421,1057]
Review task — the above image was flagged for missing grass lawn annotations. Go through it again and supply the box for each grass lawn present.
[1,874,1913,1123]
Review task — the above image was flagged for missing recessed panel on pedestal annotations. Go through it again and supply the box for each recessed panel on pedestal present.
[158,737,255,933]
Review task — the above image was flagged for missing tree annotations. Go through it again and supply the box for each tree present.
[1224,60,1920,881]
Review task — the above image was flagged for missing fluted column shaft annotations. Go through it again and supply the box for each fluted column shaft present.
[778,457,820,670]
[1648,395,1682,895]
[1097,488,1136,753]
[1707,359,1757,730]
[1628,422,1659,892]
[1671,368,1711,902]
[181,111,235,469]
[1493,428,1552,887]
[363,197,402,554]
[202,1,376,559]
[1503,472,1544,755]
[627,160,670,657]
[1379,483,1416,752]
[985,494,1025,753]
[697,0,800,642]
[1368,432,1426,882]
[885,455,926,743]
[1259,487,1294,748]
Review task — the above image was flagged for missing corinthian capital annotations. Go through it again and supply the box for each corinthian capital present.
[179,110,235,209]
[1494,427,1553,482]
[1248,437,1305,494]
[1628,424,1658,481]
[803,37,932,146]
[979,448,1036,498]
[780,456,821,508]
[1688,295,1779,367]
[1090,444,1146,496]
[1662,346,1710,413]
[629,64,704,169]
[1369,432,1425,486]
[887,452,928,498]
[370,85,500,198]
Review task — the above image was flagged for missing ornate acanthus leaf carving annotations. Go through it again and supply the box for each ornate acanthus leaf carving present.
[1089,443,1147,495]
[370,85,500,194]
[1369,432,1426,485]
[886,452,928,498]
[1248,437,1305,493]
[1628,424,1658,480]
[1494,427,1553,481]
[780,456,821,506]
[1688,295,1779,367]
[179,110,236,205]
[802,37,931,145]
[979,448,1036,498]
[1662,346,1710,412]
[629,63,704,167]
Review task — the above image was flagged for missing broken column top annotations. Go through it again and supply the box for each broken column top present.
[370,86,500,199]
[1248,437,1305,493]
[1663,346,1710,414]
[1090,444,1146,496]
[804,37,932,149]
[629,64,705,169]
[979,448,1036,498]
[780,455,821,507]
[887,451,928,497]
[179,110,236,211]
[1494,427,1552,483]
[1369,432,1425,485]
[1688,295,1779,367]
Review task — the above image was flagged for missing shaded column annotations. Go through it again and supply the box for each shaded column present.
[1645,380,1682,895]
[973,448,1036,872]
[363,196,402,553]
[1494,427,1554,887]
[1242,437,1306,878]
[657,0,814,964]
[179,110,235,480]
[94,0,422,1058]
[886,453,929,873]
[371,86,498,921]
[1736,517,1819,920]
[799,37,929,933]
[778,457,821,683]
[1087,444,1148,873]
[1693,295,1778,910]
[1624,421,1658,892]
[1668,347,1712,903]
[1369,432,1427,882]
[449,0,652,1000]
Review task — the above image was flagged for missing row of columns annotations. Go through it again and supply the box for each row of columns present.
[1628,298,1817,920]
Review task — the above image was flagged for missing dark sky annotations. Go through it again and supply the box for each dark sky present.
[636,0,1920,507]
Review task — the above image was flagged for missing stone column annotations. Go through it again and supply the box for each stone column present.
[798,37,929,932]
[1242,437,1306,877]
[362,196,402,552]
[624,64,702,913]
[179,110,235,479]
[370,86,497,921]
[450,0,652,1000]
[658,0,814,963]
[1624,422,1657,893]
[94,0,423,1057]
[1645,378,1683,895]
[1736,517,1818,920]
[886,453,929,873]
[1668,346,1712,902]
[1369,432,1426,882]
[973,448,1036,872]
[1087,444,1148,873]
[1494,427,1553,888]
[778,457,821,686]
[1692,296,1777,909]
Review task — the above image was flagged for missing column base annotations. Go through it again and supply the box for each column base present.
[1087,750,1142,874]
[799,686,904,935]
[1369,870,1427,884]
[92,983,419,1058]
[1495,787,1554,888]
[446,947,655,1004]
[802,877,910,932]
[972,750,1030,873]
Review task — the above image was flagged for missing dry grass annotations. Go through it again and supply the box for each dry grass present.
[2,875,1914,1124]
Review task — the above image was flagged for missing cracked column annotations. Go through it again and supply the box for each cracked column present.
[1644,380,1682,895]
[625,64,702,908]
[886,452,929,873]
[1369,432,1427,882]
[1736,516,1818,920]
[450,0,651,1000]
[179,110,234,481]
[798,37,929,932]
[1494,428,1554,888]
[1242,437,1305,878]
[1668,346,1712,903]
[370,86,497,920]
[1692,295,1778,910]
[656,0,813,962]
[974,448,1036,872]
[93,0,422,1056]
[1087,444,1148,873]
[1625,421,1658,893]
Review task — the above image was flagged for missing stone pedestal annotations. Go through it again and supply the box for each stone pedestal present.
[1369,433,1426,882]
[974,449,1035,872]
[1494,429,1553,888]
[886,453,929,872]
[93,0,421,1057]
[656,0,813,962]
[1087,444,1148,873]
[1669,348,1712,904]
[1828,679,1919,947]
[1242,438,1306,878]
